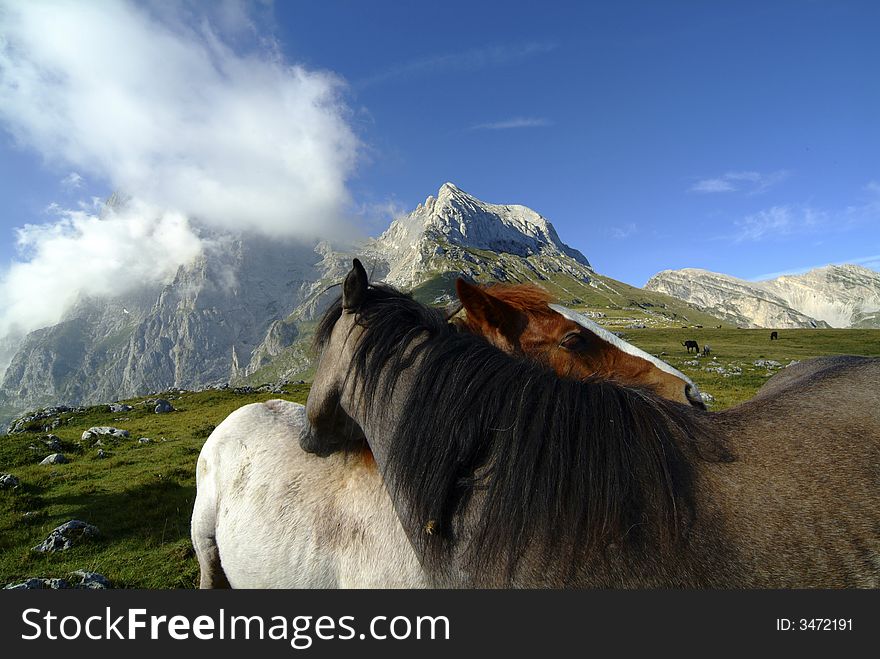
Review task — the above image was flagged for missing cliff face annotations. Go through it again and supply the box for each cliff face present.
[645,265,880,329]
[1,235,321,412]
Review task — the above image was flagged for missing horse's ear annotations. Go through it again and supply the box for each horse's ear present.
[456,278,517,331]
[343,259,368,310]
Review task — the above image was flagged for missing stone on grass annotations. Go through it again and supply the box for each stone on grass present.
[138,437,151,444]
[154,399,174,414]
[32,520,100,553]
[44,435,62,452]
[4,571,110,590]
[40,453,68,465]
[81,427,129,441]
[0,473,20,489]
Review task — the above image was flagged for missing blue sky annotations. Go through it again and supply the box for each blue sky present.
[1,0,878,296]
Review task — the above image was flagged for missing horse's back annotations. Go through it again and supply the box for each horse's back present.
[755,355,880,402]
[192,399,426,588]
[705,355,880,586]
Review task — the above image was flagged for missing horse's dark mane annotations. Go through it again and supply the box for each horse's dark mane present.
[316,284,723,584]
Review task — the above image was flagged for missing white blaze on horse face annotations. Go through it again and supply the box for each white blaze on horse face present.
[548,304,704,406]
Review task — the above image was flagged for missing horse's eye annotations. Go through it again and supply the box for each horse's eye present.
[559,332,586,351]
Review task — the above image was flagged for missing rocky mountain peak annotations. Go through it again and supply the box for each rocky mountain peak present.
[372,183,590,287]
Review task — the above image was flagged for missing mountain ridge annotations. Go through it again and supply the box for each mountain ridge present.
[646,264,880,329]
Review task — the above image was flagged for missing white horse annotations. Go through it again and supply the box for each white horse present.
[192,399,426,588]
[192,281,703,588]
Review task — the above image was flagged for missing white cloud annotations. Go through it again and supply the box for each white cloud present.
[0,0,362,344]
[0,200,203,339]
[730,182,879,243]
[357,42,556,88]
[690,178,736,193]
[470,117,552,131]
[734,206,795,241]
[609,222,638,239]
[61,172,83,190]
[0,0,359,239]
[733,205,827,242]
[690,170,789,195]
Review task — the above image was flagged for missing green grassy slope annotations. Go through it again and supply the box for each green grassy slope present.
[0,385,309,589]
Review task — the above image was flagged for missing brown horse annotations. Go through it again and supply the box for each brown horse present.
[455,280,704,407]
[193,279,701,588]
[302,259,880,587]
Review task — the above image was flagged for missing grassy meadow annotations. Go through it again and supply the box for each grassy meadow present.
[1,329,878,588]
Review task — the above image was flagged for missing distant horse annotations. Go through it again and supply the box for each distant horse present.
[682,340,699,353]
[702,345,711,357]
[770,331,779,340]
[302,259,880,587]
[192,280,703,588]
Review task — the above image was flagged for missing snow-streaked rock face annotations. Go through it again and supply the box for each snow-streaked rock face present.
[763,265,880,329]
[645,265,880,328]
[369,182,591,288]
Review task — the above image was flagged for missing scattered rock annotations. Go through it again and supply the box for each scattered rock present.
[137,437,151,444]
[4,571,110,590]
[6,406,81,434]
[4,578,71,590]
[43,435,62,452]
[700,392,715,403]
[40,453,68,465]
[108,403,133,413]
[32,520,100,553]
[154,399,174,414]
[753,359,782,368]
[0,473,20,489]
[92,439,104,447]
[787,360,801,367]
[96,449,108,459]
[81,427,129,441]
[71,571,111,589]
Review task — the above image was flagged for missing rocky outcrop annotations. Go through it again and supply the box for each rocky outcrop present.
[81,427,129,441]
[642,268,864,329]
[39,453,68,465]
[32,520,100,552]
[4,571,110,589]
[762,265,880,328]
[0,473,20,489]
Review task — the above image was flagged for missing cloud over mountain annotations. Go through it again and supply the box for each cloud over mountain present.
[0,0,360,342]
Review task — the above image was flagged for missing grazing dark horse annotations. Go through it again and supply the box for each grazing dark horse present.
[302,259,880,588]
[682,340,699,353]
[770,331,779,340]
